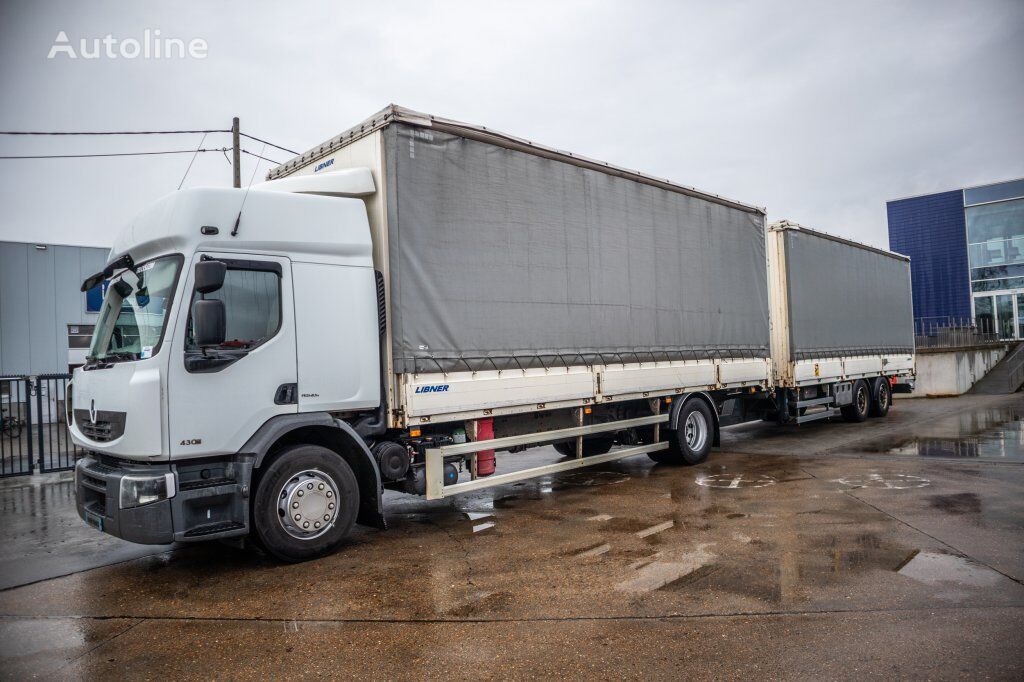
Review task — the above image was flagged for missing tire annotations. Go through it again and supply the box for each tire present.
[251,444,360,562]
[869,378,892,418]
[649,399,714,465]
[841,380,870,423]
[553,437,614,458]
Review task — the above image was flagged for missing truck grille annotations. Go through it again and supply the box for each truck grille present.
[73,409,127,442]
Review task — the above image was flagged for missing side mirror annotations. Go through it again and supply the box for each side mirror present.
[194,260,226,294]
[192,299,226,347]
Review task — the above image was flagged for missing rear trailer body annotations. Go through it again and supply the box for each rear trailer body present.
[765,220,915,423]
[270,106,774,431]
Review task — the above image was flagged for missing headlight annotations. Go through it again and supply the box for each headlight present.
[119,472,176,509]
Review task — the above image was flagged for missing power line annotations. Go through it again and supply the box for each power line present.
[241,148,284,165]
[0,148,229,160]
[238,132,298,156]
[0,127,299,158]
[178,133,208,190]
[0,129,229,136]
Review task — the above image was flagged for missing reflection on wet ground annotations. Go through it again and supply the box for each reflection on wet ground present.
[868,404,1024,460]
[0,394,1022,677]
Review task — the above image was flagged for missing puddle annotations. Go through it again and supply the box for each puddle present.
[696,473,777,489]
[550,471,631,488]
[832,473,930,489]
[867,407,1024,461]
[928,493,981,515]
[897,551,1003,588]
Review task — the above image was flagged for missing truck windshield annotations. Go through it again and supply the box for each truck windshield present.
[87,255,183,364]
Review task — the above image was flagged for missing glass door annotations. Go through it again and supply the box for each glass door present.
[997,294,1015,339]
[1018,294,1024,339]
[975,295,995,335]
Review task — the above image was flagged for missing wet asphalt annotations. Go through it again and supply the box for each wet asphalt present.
[0,394,1022,680]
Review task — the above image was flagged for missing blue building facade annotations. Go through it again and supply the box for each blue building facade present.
[887,178,1024,338]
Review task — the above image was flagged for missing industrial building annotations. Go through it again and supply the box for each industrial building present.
[887,178,1024,338]
[0,240,109,376]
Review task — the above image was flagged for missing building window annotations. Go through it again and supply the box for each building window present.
[967,197,1024,292]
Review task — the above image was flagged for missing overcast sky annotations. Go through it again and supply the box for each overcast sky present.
[0,0,1021,250]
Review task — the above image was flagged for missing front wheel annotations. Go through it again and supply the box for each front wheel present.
[649,399,714,465]
[841,379,871,423]
[251,444,360,562]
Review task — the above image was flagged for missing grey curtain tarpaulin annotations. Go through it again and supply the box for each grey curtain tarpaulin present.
[383,123,770,374]
[782,229,915,360]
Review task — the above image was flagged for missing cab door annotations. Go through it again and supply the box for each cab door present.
[167,253,297,457]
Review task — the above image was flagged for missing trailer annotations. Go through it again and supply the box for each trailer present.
[68,106,913,561]
[765,220,915,424]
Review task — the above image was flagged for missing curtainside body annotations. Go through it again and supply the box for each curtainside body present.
[763,220,915,424]
[269,105,773,428]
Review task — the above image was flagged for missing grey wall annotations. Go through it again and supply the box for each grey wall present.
[0,241,108,375]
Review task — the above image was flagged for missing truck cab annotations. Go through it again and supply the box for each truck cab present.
[70,173,387,560]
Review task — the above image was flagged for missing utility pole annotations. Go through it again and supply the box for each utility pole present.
[231,116,241,188]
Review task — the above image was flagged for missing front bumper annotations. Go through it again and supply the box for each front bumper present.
[76,455,175,544]
[75,454,254,545]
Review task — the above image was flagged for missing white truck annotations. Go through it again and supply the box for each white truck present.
[70,106,914,561]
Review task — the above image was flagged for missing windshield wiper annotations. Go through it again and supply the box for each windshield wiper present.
[103,351,138,362]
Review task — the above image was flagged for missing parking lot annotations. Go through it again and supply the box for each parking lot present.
[1,393,1022,679]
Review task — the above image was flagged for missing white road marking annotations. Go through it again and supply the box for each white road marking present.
[576,543,612,558]
[696,473,777,489]
[587,514,613,522]
[832,472,930,489]
[636,520,674,538]
[616,544,715,593]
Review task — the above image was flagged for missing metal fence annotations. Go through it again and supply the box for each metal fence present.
[914,316,1004,349]
[0,374,85,478]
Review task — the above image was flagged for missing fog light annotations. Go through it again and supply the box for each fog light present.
[120,473,176,509]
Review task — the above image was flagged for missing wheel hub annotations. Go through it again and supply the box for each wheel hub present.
[277,469,339,540]
[684,411,708,451]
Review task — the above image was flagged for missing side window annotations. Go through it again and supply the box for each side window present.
[186,263,282,353]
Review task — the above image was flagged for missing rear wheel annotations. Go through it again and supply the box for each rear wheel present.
[251,444,359,562]
[869,378,892,418]
[649,399,714,465]
[553,437,614,458]
[841,380,870,423]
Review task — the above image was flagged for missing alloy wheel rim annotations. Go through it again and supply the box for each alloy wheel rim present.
[277,469,340,540]
[684,411,708,451]
[857,386,869,413]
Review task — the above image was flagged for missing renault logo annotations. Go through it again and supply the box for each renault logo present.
[89,399,97,424]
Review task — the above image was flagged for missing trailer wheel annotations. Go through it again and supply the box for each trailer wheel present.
[649,399,714,465]
[841,380,870,423]
[553,437,614,458]
[869,378,891,418]
[251,444,360,562]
